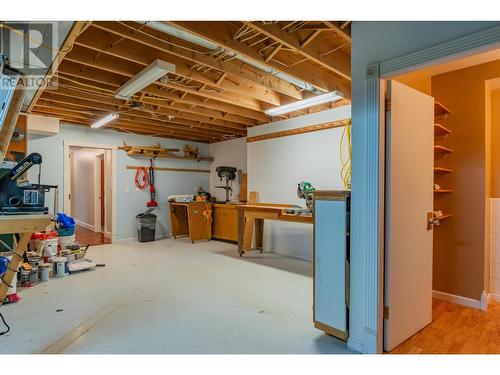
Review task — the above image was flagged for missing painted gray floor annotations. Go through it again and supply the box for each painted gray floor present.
[0,239,351,354]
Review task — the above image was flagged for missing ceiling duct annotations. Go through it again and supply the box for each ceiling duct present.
[140,21,326,95]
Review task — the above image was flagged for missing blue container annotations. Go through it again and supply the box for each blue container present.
[56,213,75,228]
[57,227,75,237]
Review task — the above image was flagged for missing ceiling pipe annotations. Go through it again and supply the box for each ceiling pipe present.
[140,21,326,95]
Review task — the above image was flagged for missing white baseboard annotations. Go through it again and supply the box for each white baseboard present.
[75,219,95,232]
[490,293,500,302]
[433,290,482,309]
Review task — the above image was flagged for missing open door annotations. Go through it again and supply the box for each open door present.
[384,80,435,351]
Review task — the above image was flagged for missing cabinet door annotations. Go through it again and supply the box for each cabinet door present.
[314,199,347,338]
[212,207,223,238]
[187,203,211,241]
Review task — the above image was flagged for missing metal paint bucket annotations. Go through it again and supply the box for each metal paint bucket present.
[28,256,43,267]
[29,266,39,284]
[52,257,68,277]
[20,269,30,286]
[39,264,50,282]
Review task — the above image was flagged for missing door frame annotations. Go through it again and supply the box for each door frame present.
[94,152,105,234]
[363,25,500,354]
[63,141,118,243]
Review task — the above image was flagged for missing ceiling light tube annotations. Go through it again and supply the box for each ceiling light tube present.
[265,91,343,116]
[115,59,176,100]
[91,113,119,129]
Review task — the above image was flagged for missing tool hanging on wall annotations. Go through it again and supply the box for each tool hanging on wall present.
[146,158,158,207]
[134,166,149,190]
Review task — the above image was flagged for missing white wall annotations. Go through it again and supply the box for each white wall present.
[350,21,499,353]
[209,137,247,202]
[29,124,210,240]
[247,105,351,260]
[72,148,104,229]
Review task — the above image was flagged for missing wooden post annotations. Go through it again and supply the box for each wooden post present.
[0,85,27,162]
[0,215,52,305]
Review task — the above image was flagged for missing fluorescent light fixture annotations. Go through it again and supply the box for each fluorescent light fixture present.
[91,113,119,129]
[265,91,343,116]
[115,59,176,100]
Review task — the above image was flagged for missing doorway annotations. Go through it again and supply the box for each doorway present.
[381,48,500,352]
[66,144,114,246]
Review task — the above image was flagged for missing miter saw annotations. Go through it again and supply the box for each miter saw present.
[0,153,50,215]
[286,181,316,215]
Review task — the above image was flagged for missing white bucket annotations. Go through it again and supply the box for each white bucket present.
[52,257,68,277]
[42,238,58,258]
[59,234,76,249]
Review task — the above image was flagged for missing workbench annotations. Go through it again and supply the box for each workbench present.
[0,214,52,305]
[169,202,212,243]
[235,204,313,256]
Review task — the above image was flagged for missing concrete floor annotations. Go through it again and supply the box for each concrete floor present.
[0,239,351,354]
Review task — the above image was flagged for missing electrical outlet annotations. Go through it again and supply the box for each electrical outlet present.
[125,186,129,193]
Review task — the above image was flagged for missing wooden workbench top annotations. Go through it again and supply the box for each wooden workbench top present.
[169,201,211,206]
[236,203,313,223]
[235,203,295,211]
[0,214,53,234]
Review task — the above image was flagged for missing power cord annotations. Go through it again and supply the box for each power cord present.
[0,312,10,336]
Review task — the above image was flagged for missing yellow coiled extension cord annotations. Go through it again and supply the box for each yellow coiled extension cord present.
[340,119,352,190]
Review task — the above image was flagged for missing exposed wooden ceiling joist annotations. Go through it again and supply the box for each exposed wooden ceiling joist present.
[28,21,352,142]
[322,21,352,43]
[167,21,351,99]
[72,27,285,106]
[38,93,245,136]
[56,61,269,122]
[243,22,351,81]
[90,21,304,100]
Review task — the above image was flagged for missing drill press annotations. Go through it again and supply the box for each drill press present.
[214,166,237,203]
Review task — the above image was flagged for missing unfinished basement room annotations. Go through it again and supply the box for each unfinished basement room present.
[2,2,500,372]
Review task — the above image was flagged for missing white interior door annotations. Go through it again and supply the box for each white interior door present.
[384,80,435,352]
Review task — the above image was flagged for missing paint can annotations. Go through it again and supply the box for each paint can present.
[52,257,68,277]
[29,266,39,285]
[28,256,43,267]
[39,263,50,282]
[61,250,76,262]
[20,269,30,286]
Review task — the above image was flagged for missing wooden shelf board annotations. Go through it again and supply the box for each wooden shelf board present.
[126,150,213,162]
[434,145,453,155]
[435,101,451,117]
[434,124,451,138]
[434,189,452,193]
[434,167,452,174]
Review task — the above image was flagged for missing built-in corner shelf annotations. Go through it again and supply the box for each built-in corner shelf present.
[434,124,451,139]
[435,102,451,119]
[434,189,452,194]
[434,167,452,175]
[434,145,453,157]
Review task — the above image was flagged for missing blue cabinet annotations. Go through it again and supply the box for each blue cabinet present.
[313,191,350,340]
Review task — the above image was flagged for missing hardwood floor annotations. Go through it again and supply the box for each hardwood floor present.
[390,298,500,354]
[74,225,111,246]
